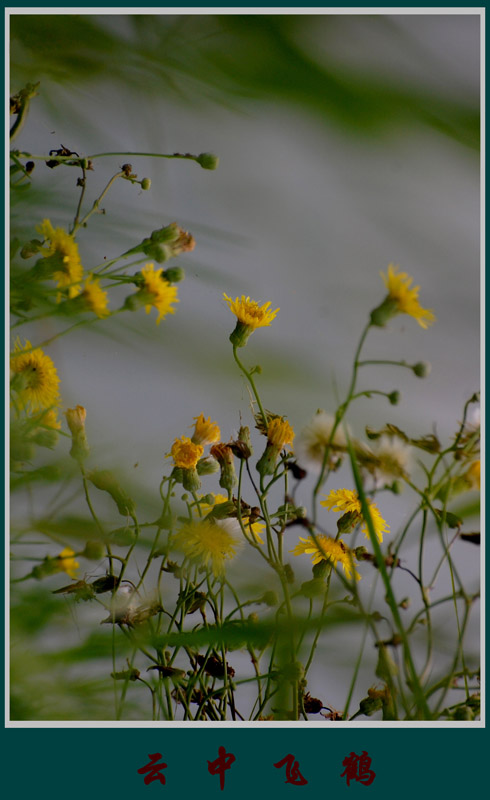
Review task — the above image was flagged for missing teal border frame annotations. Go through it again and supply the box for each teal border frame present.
[3,4,486,796]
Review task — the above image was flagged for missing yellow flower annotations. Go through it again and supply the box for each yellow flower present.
[224,293,279,347]
[57,547,79,579]
[267,417,294,449]
[10,338,60,412]
[191,414,221,446]
[37,219,84,300]
[199,493,265,545]
[291,535,360,581]
[380,264,435,329]
[141,263,179,324]
[322,488,389,544]
[174,519,241,577]
[80,274,110,317]
[169,436,203,469]
[224,293,279,329]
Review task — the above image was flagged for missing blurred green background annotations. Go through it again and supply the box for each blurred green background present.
[10,12,480,720]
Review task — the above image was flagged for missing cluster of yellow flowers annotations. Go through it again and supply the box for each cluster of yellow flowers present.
[165,268,437,581]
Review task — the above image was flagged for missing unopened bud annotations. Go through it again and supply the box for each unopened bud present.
[182,467,201,493]
[369,297,398,328]
[82,540,105,560]
[261,590,278,607]
[196,152,219,170]
[141,178,151,190]
[163,266,185,283]
[337,510,360,533]
[388,391,400,406]
[65,405,89,462]
[412,361,431,378]
[196,457,219,476]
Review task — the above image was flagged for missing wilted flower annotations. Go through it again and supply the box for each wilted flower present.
[297,411,348,470]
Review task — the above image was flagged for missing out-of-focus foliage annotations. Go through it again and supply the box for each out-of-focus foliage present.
[10,14,479,148]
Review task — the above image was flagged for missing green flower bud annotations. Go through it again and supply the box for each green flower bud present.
[141,178,151,191]
[196,152,219,170]
[390,480,402,495]
[359,695,383,717]
[171,467,184,483]
[283,563,295,584]
[261,590,278,607]
[412,361,431,378]
[388,390,400,406]
[182,467,201,493]
[123,289,152,312]
[369,297,399,328]
[82,540,106,560]
[196,457,219,476]
[163,266,185,283]
[337,510,360,533]
[142,242,171,263]
[150,223,180,244]
[312,560,329,579]
[453,705,474,721]
[229,321,253,348]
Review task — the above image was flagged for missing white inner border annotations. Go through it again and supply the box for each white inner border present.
[5,5,485,730]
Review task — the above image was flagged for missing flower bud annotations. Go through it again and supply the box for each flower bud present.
[261,590,278,607]
[359,695,383,717]
[369,297,399,328]
[210,443,237,491]
[388,390,400,406]
[196,457,219,476]
[182,467,201,493]
[412,361,431,378]
[337,510,360,533]
[312,560,328,579]
[141,178,151,190]
[196,152,219,170]
[163,266,185,283]
[82,540,106,560]
[65,405,89,462]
